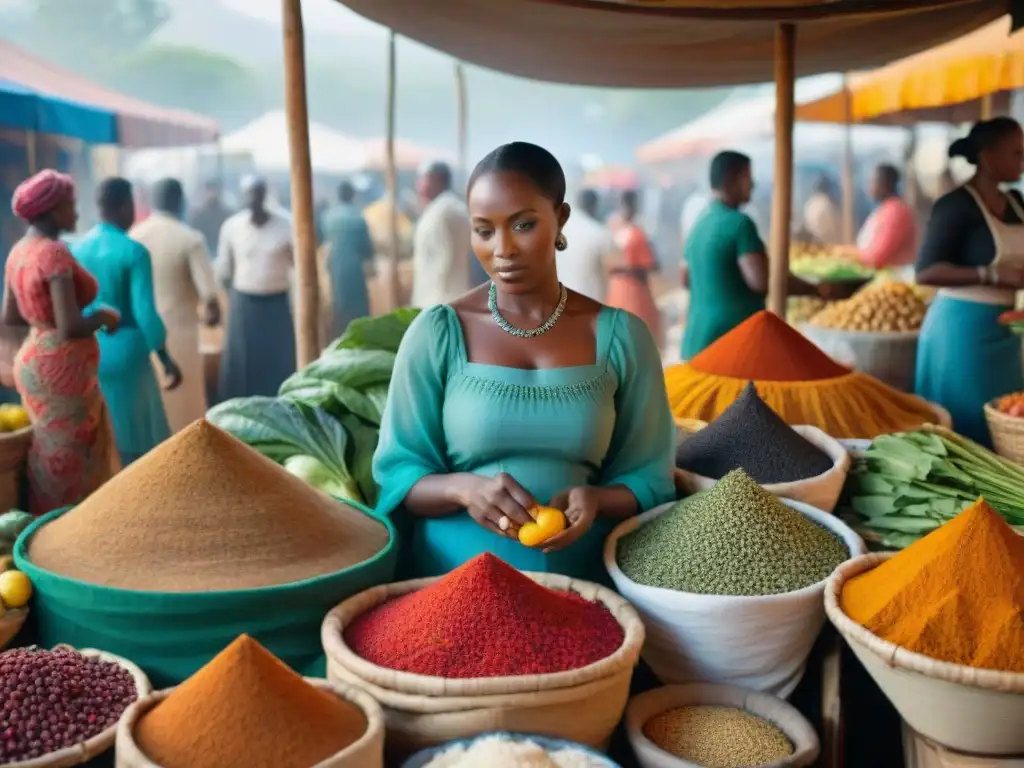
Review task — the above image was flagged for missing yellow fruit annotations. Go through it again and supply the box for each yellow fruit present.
[518,506,567,548]
[0,570,32,609]
[0,406,29,432]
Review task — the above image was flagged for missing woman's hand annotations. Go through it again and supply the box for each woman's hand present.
[542,486,599,553]
[162,359,183,391]
[461,472,536,539]
[995,261,1024,289]
[95,307,121,334]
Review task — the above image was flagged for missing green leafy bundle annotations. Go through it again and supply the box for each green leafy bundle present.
[207,308,420,506]
[841,425,1024,549]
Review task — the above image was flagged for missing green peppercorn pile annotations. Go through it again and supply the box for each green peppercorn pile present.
[617,469,849,596]
[643,705,793,767]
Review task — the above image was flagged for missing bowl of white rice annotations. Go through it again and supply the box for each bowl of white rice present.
[401,732,621,768]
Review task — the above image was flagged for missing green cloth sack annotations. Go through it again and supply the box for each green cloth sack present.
[14,504,397,688]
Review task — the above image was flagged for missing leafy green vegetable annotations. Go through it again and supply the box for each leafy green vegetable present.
[206,397,363,504]
[284,455,362,503]
[0,510,33,555]
[328,308,420,353]
[840,424,1024,549]
[282,349,397,393]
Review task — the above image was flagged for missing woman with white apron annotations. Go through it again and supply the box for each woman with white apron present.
[915,118,1024,447]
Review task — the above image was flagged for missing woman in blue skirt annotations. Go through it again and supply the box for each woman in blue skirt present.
[915,118,1024,446]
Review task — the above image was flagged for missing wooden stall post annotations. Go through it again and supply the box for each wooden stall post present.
[841,74,855,245]
[385,29,401,311]
[455,62,469,186]
[981,92,994,120]
[281,0,320,366]
[768,23,797,318]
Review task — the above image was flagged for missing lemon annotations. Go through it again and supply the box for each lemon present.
[0,406,29,432]
[0,570,32,609]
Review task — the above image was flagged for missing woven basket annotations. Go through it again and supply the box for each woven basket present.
[825,554,1024,756]
[0,426,32,512]
[624,683,820,768]
[0,607,28,649]
[984,402,1024,466]
[7,647,151,768]
[115,678,384,768]
[321,572,645,758]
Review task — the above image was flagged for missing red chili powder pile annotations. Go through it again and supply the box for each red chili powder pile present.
[344,553,624,678]
[689,310,850,382]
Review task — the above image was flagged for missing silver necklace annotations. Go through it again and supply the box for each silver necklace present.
[488,282,568,338]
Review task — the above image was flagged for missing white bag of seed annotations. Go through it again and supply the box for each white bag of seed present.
[604,496,866,698]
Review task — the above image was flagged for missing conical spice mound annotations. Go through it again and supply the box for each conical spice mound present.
[841,499,1024,672]
[28,419,389,591]
[135,635,367,768]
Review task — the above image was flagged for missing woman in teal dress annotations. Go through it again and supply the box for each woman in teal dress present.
[72,178,181,464]
[373,142,676,583]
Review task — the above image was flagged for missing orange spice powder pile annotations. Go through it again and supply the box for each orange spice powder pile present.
[135,635,366,768]
[841,499,1024,672]
[689,310,850,382]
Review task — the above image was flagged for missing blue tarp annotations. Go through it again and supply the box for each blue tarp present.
[0,78,116,144]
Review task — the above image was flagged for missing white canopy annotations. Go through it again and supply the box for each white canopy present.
[221,110,368,174]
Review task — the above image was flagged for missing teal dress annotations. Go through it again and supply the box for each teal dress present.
[373,304,676,584]
[682,200,766,359]
[322,203,374,338]
[72,223,171,464]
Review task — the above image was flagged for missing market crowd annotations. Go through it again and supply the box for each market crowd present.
[0,116,1022,520]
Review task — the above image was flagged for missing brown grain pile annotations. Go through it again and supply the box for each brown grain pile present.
[135,635,367,768]
[28,419,390,591]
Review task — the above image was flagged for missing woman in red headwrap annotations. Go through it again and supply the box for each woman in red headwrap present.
[3,170,121,514]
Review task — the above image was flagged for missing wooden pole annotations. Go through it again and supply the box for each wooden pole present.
[385,29,401,311]
[769,23,796,318]
[281,0,319,366]
[455,62,468,186]
[840,74,855,244]
[980,92,994,120]
[25,132,37,174]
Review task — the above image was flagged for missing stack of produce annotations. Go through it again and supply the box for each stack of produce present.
[0,646,139,763]
[808,280,928,333]
[998,308,1024,335]
[665,310,940,439]
[618,471,848,596]
[424,735,612,768]
[133,636,370,768]
[676,383,833,483]
[643,706,793,767]
[787,296,831,326]
[345,553,623,677]
[0,405,29,433]
[841,498,1024,672]
[841,426,1024,549]
[17,419,395,685]
[993,391,1024,418]
[0,510,33,617]
[209,307,420,506]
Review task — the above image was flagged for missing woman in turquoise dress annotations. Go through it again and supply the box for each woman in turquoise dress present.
[373,142,676,583]
[72,178,181,464]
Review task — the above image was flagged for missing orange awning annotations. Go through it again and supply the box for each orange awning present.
[796,15,1023,125]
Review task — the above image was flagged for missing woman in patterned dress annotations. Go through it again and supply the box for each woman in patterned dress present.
[2,170,121,515]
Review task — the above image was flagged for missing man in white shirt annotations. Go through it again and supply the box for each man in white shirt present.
[412,161,472,307]
[559,189,616,302]
[215,176,296,400]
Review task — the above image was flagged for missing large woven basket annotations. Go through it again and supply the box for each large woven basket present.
[7,647,151,768]
[0,426,32,512]
[115,678,385,768]
[322,572,645,758]
[825,553,1024,756]
[984,402,1024,467]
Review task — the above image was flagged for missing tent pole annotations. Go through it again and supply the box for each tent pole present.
[841,74,855,244]
[455,62,468,186]
[281,0,320,366]
[385,29,400,311]
[769,23,796,319]
[26,132,37,175]
[980,92,994,120]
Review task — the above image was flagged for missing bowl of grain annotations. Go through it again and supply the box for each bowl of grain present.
[625,684,819,768]
[401,732,620,767]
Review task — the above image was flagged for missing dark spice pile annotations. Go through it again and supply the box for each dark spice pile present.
[344,553,624,678]
[617,470,849,596]
[0,647,137,764]
[676,382,833,483]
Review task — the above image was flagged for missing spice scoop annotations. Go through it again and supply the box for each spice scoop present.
[518,506,567,547]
